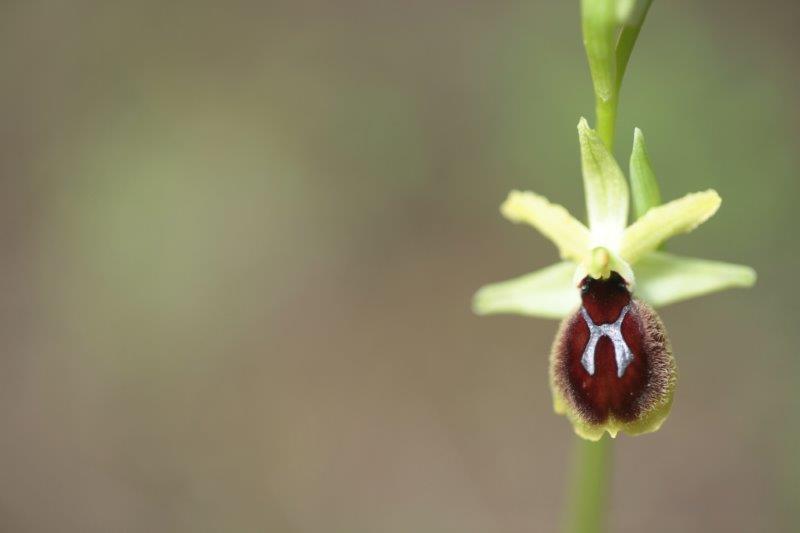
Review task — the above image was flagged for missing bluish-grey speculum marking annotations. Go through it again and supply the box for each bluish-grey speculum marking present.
[580,304,633,378]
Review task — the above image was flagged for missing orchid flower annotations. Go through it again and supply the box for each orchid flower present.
[472,118,756,440]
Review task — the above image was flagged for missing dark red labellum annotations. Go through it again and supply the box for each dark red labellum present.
[552,272,673,426]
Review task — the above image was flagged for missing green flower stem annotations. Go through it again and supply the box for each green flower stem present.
[583,0,654,150]
[566,3,657,530]
[580,0,618,149]
[595,95,619,151]
[571,84,617,533]
[566,436,612,533]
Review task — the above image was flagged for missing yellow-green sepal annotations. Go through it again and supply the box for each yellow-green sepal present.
[635,251,757,308]
[473,261,579,319]
[578,118,629,250]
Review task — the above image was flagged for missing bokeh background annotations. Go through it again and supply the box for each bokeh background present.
[1,1,798,531]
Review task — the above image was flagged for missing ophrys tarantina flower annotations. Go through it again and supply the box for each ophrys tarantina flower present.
[473,118,756,441]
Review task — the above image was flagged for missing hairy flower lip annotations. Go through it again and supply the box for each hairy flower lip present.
[550,273,676,440]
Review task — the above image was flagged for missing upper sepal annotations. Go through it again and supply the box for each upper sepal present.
[578,118,629,251]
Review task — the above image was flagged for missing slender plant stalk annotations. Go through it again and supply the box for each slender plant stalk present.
[595,96,618,150]
[565,3,655,529]
[566,437,612,533]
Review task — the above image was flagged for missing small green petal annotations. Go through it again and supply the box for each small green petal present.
[578,118,629,248]
[620,190,721,263]
[634,251,757,308]
[629,128,662,220]
[473,262,579,319]
[501,190,591,262]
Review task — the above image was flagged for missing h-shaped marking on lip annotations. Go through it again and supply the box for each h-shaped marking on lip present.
[580,304,633,378]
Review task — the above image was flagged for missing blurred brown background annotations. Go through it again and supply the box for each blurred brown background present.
[1,1,798,531]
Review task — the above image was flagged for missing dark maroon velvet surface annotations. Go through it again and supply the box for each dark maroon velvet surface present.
[560,274,650,424]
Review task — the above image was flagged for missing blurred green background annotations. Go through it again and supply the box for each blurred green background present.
[1,1,798,531]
